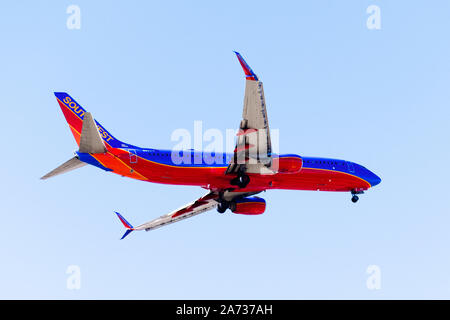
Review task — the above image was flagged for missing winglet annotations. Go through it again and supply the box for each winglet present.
[234,51,258,81]
[115,212,134,240]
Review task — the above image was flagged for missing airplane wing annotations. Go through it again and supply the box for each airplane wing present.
[115,189,262,238]
[114,53,271,239]
[226,52,274,176]
[115,191,219,238]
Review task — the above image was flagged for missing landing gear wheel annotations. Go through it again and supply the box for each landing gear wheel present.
[230,177,239,186]
[230,174,250,188]
[351,195,359,203]
[237,175,250,188]
[217,202,229,213]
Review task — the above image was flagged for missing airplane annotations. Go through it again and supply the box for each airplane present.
[42,52,381,239]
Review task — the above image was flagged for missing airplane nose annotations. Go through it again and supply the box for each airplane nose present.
[368,172,382,187]
[356,163,381,187]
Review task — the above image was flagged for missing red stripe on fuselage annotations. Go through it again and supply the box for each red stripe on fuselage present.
[98,148,371,192]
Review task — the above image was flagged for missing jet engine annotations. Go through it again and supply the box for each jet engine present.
[230,197,266,215]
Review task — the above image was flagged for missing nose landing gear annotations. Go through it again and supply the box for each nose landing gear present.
[351,190,364,203]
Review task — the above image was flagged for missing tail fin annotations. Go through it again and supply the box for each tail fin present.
[115,212,134,240]
[42,93,138,180]
[54,92,135,149]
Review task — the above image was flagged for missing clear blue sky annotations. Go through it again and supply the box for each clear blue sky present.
[0,1,449,299]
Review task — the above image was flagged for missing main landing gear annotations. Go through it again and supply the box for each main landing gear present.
[230,174,250,188]
[230,167,250,189]
[351,190,364,203]
[217,201,229,213]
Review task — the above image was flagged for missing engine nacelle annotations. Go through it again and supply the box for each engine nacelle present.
[272,156,303,174]
[231,197,266,215]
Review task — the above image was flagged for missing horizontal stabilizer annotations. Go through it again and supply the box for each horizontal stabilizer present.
[79,112,107,154]
[40,156,86,180]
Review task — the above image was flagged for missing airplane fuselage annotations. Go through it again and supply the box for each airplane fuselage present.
[78,148,381,193]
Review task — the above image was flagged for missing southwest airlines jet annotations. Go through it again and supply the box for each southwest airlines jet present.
[42,52,381,239]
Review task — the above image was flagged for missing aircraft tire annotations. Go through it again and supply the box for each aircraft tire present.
[238,175,250,188]
[217,202,228,213]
